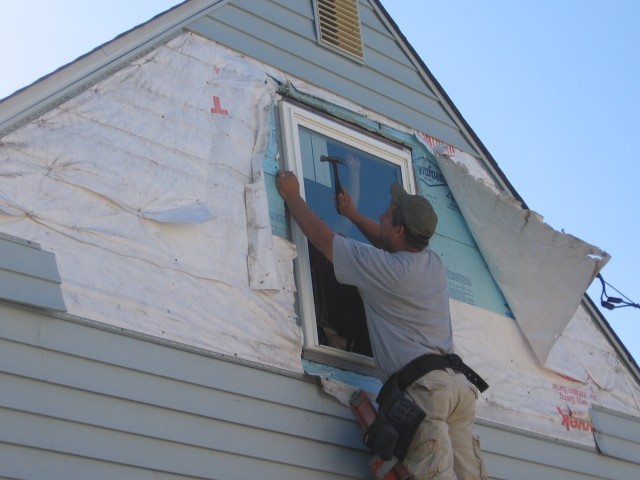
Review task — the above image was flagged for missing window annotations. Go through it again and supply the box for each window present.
[279,102,415,372]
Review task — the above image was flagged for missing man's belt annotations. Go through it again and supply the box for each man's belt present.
[396,353,489,393]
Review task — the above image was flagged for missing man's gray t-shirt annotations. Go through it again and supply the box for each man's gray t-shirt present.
[332,235,454,380]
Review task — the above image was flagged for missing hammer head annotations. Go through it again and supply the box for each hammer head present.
[320,155,351,167]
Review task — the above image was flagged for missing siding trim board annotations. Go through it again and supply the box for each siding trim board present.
[591,405,640,464]
[0,233,66,311]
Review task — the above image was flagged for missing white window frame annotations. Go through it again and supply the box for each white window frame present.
[279,101,416,370]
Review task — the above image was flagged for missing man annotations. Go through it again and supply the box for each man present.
[277,170,487,480]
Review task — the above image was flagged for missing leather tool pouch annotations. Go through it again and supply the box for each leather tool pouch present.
[364,373,426,460]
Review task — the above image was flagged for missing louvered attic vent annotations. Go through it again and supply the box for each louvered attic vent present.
[316,0,364,61]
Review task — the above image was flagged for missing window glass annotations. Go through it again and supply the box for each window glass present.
[299,126,401,244]
[279,102,413,371]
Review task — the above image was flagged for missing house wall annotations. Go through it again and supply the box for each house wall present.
[1,1,640,478]
[2,301,639,480]
[0,302,370,480]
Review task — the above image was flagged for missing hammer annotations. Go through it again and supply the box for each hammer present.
[320,155,351,213]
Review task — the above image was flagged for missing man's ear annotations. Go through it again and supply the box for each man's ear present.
[393,223,405,237]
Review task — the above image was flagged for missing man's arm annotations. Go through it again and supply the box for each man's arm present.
[277,171,335,262]
[337,189,382,249]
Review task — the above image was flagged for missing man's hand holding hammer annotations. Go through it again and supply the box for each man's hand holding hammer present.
[336,188,383,249]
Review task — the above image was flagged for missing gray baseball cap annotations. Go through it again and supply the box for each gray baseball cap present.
[390,183,438,240]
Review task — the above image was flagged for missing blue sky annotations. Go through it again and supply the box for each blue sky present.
[1,1,638,363]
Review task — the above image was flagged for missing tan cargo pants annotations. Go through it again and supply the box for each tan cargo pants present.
[402,368,488,480]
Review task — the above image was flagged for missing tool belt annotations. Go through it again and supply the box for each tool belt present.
[397,353,489,393]
[363,354,488,461]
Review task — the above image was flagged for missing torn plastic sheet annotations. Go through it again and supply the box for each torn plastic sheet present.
[303,360,383,406]
[434,154,610,366]
[246,180,280,292]
[320,377,361,408]
[547,305,613,385]
[14,81,215,224]
[0,32,300,372]
[0,32,281,293]
[246,91,280,291]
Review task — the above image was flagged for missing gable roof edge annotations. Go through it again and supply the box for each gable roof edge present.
[370,1,525,207]
[0,0,229,138]
[583,296,640,385]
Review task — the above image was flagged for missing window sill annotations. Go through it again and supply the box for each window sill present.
[303,345,377,377]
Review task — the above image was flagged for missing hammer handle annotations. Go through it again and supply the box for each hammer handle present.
[331,163,342,213]
[320,155,346,214]
[331,163,342,194]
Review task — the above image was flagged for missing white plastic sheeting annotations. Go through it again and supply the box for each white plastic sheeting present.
[433,153,610,366]
[451,299,640,446]
[0,33,302,372]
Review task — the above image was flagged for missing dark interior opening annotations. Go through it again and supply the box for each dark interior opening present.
[308,242,373,357]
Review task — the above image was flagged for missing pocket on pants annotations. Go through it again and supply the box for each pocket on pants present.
[472,435,488,480]
[408,371,454,422]
[404,422,448,479]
